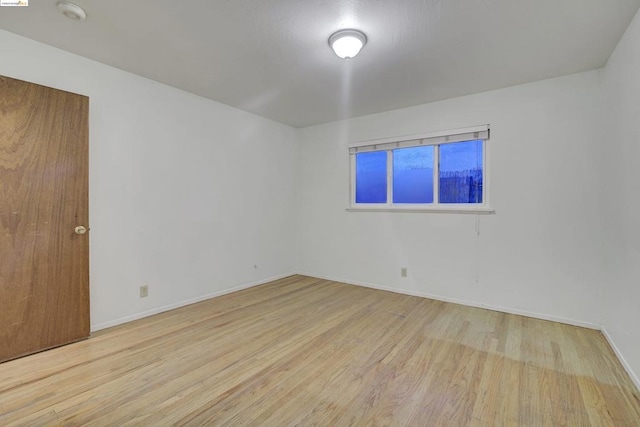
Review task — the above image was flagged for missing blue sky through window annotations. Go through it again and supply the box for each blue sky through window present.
[439,140,483,172]
[355,151,387,203]
[355,139,483,205]
[393,146,433,203]
[439,140,483,203]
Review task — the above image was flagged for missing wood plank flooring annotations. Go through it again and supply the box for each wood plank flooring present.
[1,275,639,426]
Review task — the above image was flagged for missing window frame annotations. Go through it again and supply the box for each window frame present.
[348,125,494,214]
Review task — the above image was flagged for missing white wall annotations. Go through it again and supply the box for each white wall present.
[297,70,605,328]
[0,30,299,330]
[601,9,640,388]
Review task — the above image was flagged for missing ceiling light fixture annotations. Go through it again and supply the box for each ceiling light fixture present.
[57,1,86,21]
[329,29,367,59]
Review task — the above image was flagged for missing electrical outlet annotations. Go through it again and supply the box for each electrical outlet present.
[401,267,408,278]
[140,285,148,298]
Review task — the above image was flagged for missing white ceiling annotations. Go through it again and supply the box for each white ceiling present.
[1,1,639,127]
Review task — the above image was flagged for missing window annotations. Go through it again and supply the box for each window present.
[355,151,387,203]
[393,146,434,204]
[349,126,491,212]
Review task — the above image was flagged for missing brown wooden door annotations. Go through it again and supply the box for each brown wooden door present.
[0,75,89,362]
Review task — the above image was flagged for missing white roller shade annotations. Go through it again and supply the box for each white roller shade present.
[349,125,490,154]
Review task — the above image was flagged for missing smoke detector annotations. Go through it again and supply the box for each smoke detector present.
[57,2,86,21]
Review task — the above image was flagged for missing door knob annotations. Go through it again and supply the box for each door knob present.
[74,226,87,235]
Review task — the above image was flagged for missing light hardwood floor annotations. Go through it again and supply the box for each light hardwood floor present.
[1,275,639,426]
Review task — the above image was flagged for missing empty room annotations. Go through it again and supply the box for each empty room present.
[1,0,640,425]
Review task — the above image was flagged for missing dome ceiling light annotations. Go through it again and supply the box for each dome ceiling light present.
[328,29,367,59]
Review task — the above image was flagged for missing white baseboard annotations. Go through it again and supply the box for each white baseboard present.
[297,272,601,330]
[91,272,296,332]
[601,327,640,392]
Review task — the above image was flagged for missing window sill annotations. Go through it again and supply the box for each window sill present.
[346,206,495,214]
